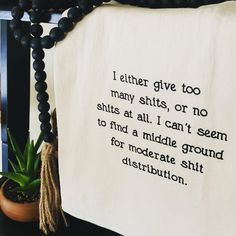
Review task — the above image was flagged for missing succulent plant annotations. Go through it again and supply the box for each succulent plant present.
[0,129,43,194]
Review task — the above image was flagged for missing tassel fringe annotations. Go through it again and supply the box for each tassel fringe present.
[39,142,69,235]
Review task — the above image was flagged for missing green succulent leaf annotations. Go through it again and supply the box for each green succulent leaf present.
[26,140,34,175]
[23,135,30,162]
[34,132,43,155]
[7,129,25,171]
[34,152,41,174]
[24,178,41,193]
[0,172,30,188]
[8,159,20,173]
[5,129,43,194]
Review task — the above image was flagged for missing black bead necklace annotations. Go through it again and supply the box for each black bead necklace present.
[10,0,225,143]
[10,0,111,143]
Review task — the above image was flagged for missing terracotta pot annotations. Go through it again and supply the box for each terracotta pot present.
[0,180,39,222]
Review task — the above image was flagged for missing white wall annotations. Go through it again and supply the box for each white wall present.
[30,24,55,140]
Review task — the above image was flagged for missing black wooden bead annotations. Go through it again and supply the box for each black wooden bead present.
[35,81,47,92]
[33,60,45,71]
[67,7,83,22]
[203,0,220,4]
[159,0,171,7]
[40,123,52,132]
[58,17,74,33]
[124,0,133,5]
[41,12,51,22]
[147,0,160,7]
[204,0,217,5]
[173,0,186,7]
[30,24,43,37]
[136,0,148,7]
[41,36,54,49]
[115,0,125,3]
[32,0,47,10]
[30,11,43,23]
[77,0,94,14]
[37,92,49,102]
[93,0,103,7]
[11,6,24,19]
[128,0,136,4]
[38,102,50,112]
[13,29,24,41]
[9,19,21,31]
[135,0,142,5]
[43,132,54,143]
[19,0,31,10]
[92,0,103,6]
[188,0,201,7]
[32,49,45,60]
[20,35,31,48]
[49,27,65,42]
[39,112,51,122]
[35,71,46,81]
[50,0,62,10]
[30,37,42,49]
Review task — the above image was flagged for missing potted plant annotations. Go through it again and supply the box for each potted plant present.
[0,129,43,222]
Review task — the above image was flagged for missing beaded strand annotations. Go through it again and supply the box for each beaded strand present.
[10,0,226,142]
[10,0,111,143]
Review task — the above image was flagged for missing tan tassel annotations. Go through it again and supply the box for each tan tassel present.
[39,142,69,234]
[39,109,69,235]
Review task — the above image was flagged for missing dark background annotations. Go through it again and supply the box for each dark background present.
[0,211,120,236]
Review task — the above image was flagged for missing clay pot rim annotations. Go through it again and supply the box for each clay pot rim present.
[0,180,39,206]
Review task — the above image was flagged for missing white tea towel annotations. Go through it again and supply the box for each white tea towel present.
[54,2,236,236]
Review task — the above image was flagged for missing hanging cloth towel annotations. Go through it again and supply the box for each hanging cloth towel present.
[54,2,236,236]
